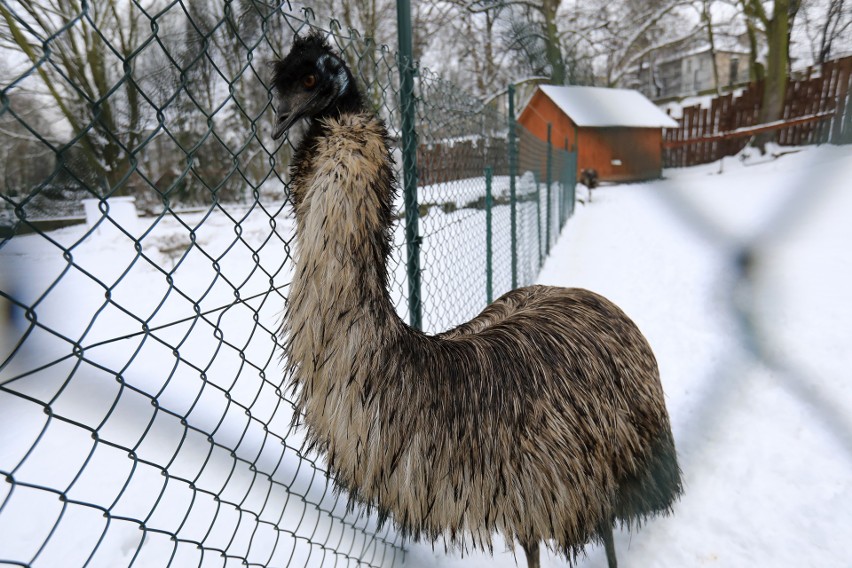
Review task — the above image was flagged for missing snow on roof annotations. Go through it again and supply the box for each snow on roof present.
[538,85,679,128]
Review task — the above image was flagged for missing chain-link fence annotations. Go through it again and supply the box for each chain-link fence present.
[0,3,575,567]
[409,72,575,333]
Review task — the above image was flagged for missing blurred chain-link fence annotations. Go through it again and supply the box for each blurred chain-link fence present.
[0,3,575,567]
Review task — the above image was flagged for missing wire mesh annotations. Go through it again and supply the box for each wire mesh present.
[412,67,506,333]
[412,70,576,333]
[0,2,575,567]
[8,1,847,567]
[0,4,403,568]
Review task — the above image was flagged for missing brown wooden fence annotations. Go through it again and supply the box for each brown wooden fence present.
[416,137,509,187]
[663,56,852,167]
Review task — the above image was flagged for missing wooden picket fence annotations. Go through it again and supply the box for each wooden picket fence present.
[416,137,509,187]
[663,55,852,167]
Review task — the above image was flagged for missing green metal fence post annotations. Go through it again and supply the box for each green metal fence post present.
[396,0,421,330]
[508,83,518,290]
[485,166,493,306]
[566,141,576,220]
[535,172,542,266]
[564,154,571,224]
[561,137,569,227]
[572,125,578,216]
[545,122,552,256]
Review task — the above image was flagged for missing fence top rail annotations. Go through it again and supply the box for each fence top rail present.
[663,112,836,148]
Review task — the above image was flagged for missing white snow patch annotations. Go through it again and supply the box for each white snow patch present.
[407,143,852,567]
[537,85,678,128]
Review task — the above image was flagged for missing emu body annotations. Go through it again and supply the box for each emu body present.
[274,33,682,567]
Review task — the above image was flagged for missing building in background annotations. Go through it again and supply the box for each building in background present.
[518,85,678,182]
[626,38,753,102]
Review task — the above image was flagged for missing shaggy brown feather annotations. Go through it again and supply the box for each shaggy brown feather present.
[275,32,682,565]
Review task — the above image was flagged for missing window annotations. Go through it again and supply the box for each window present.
[730,58,739,85]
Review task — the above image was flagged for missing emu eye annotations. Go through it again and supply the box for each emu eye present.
[303,74,317,89]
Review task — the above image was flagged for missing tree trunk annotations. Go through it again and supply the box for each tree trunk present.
[754,0,791,149]
[740,0,765,83]
[703,0,721,95]
[542,0,565,84]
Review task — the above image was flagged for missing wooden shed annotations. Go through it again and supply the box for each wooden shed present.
[517,85,678,182]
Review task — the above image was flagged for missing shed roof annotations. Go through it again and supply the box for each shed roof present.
[537,85,679,128]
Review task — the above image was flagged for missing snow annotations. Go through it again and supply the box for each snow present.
[537,85,679,128]
[406,143,852,567]
[402,171,557,334]
[0,169,551,566]
[2,143,851,567]
[0,203,402,567]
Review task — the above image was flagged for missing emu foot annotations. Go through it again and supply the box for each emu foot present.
[602,524,617,568]
[521,540,540,568]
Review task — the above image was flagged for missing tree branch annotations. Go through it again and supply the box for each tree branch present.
[611,23,706,85]
[610,0,697,74]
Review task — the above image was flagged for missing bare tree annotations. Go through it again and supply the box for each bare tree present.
[310,0,397,47]
[739,0,800,147]
[423,1,515,97]
[703,0,723,94]
[443,0,568,85]
[799,0,851,64]
[0,0,165,195]
[816,0,850,62]
[593,0,704,86]
[413,0,709,97]
[0,88,55,197]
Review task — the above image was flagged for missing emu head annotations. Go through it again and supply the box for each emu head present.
[271,31,361,139]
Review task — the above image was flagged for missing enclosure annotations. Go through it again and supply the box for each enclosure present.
[0,3,575,567]
[3,1,852,567]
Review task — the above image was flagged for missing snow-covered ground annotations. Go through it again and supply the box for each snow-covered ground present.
[408,143,852,567]
[0,203,404,566]
[2,143,850,567]
[0,169,549,567]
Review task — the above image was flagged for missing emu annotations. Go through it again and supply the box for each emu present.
[272,32,682,568]
[580,168,599,189]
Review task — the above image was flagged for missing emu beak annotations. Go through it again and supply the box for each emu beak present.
[272,108,297,140]
[272,89,320,140]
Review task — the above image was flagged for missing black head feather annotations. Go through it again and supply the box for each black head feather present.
[271,31,363,139]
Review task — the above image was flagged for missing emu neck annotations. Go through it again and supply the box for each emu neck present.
[286,112,403,394]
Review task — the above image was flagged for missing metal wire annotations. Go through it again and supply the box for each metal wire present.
[0,2,575,567]
[412,68,575,333]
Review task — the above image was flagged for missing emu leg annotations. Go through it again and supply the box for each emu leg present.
[521,540,540,568]
[602,524,617,568]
